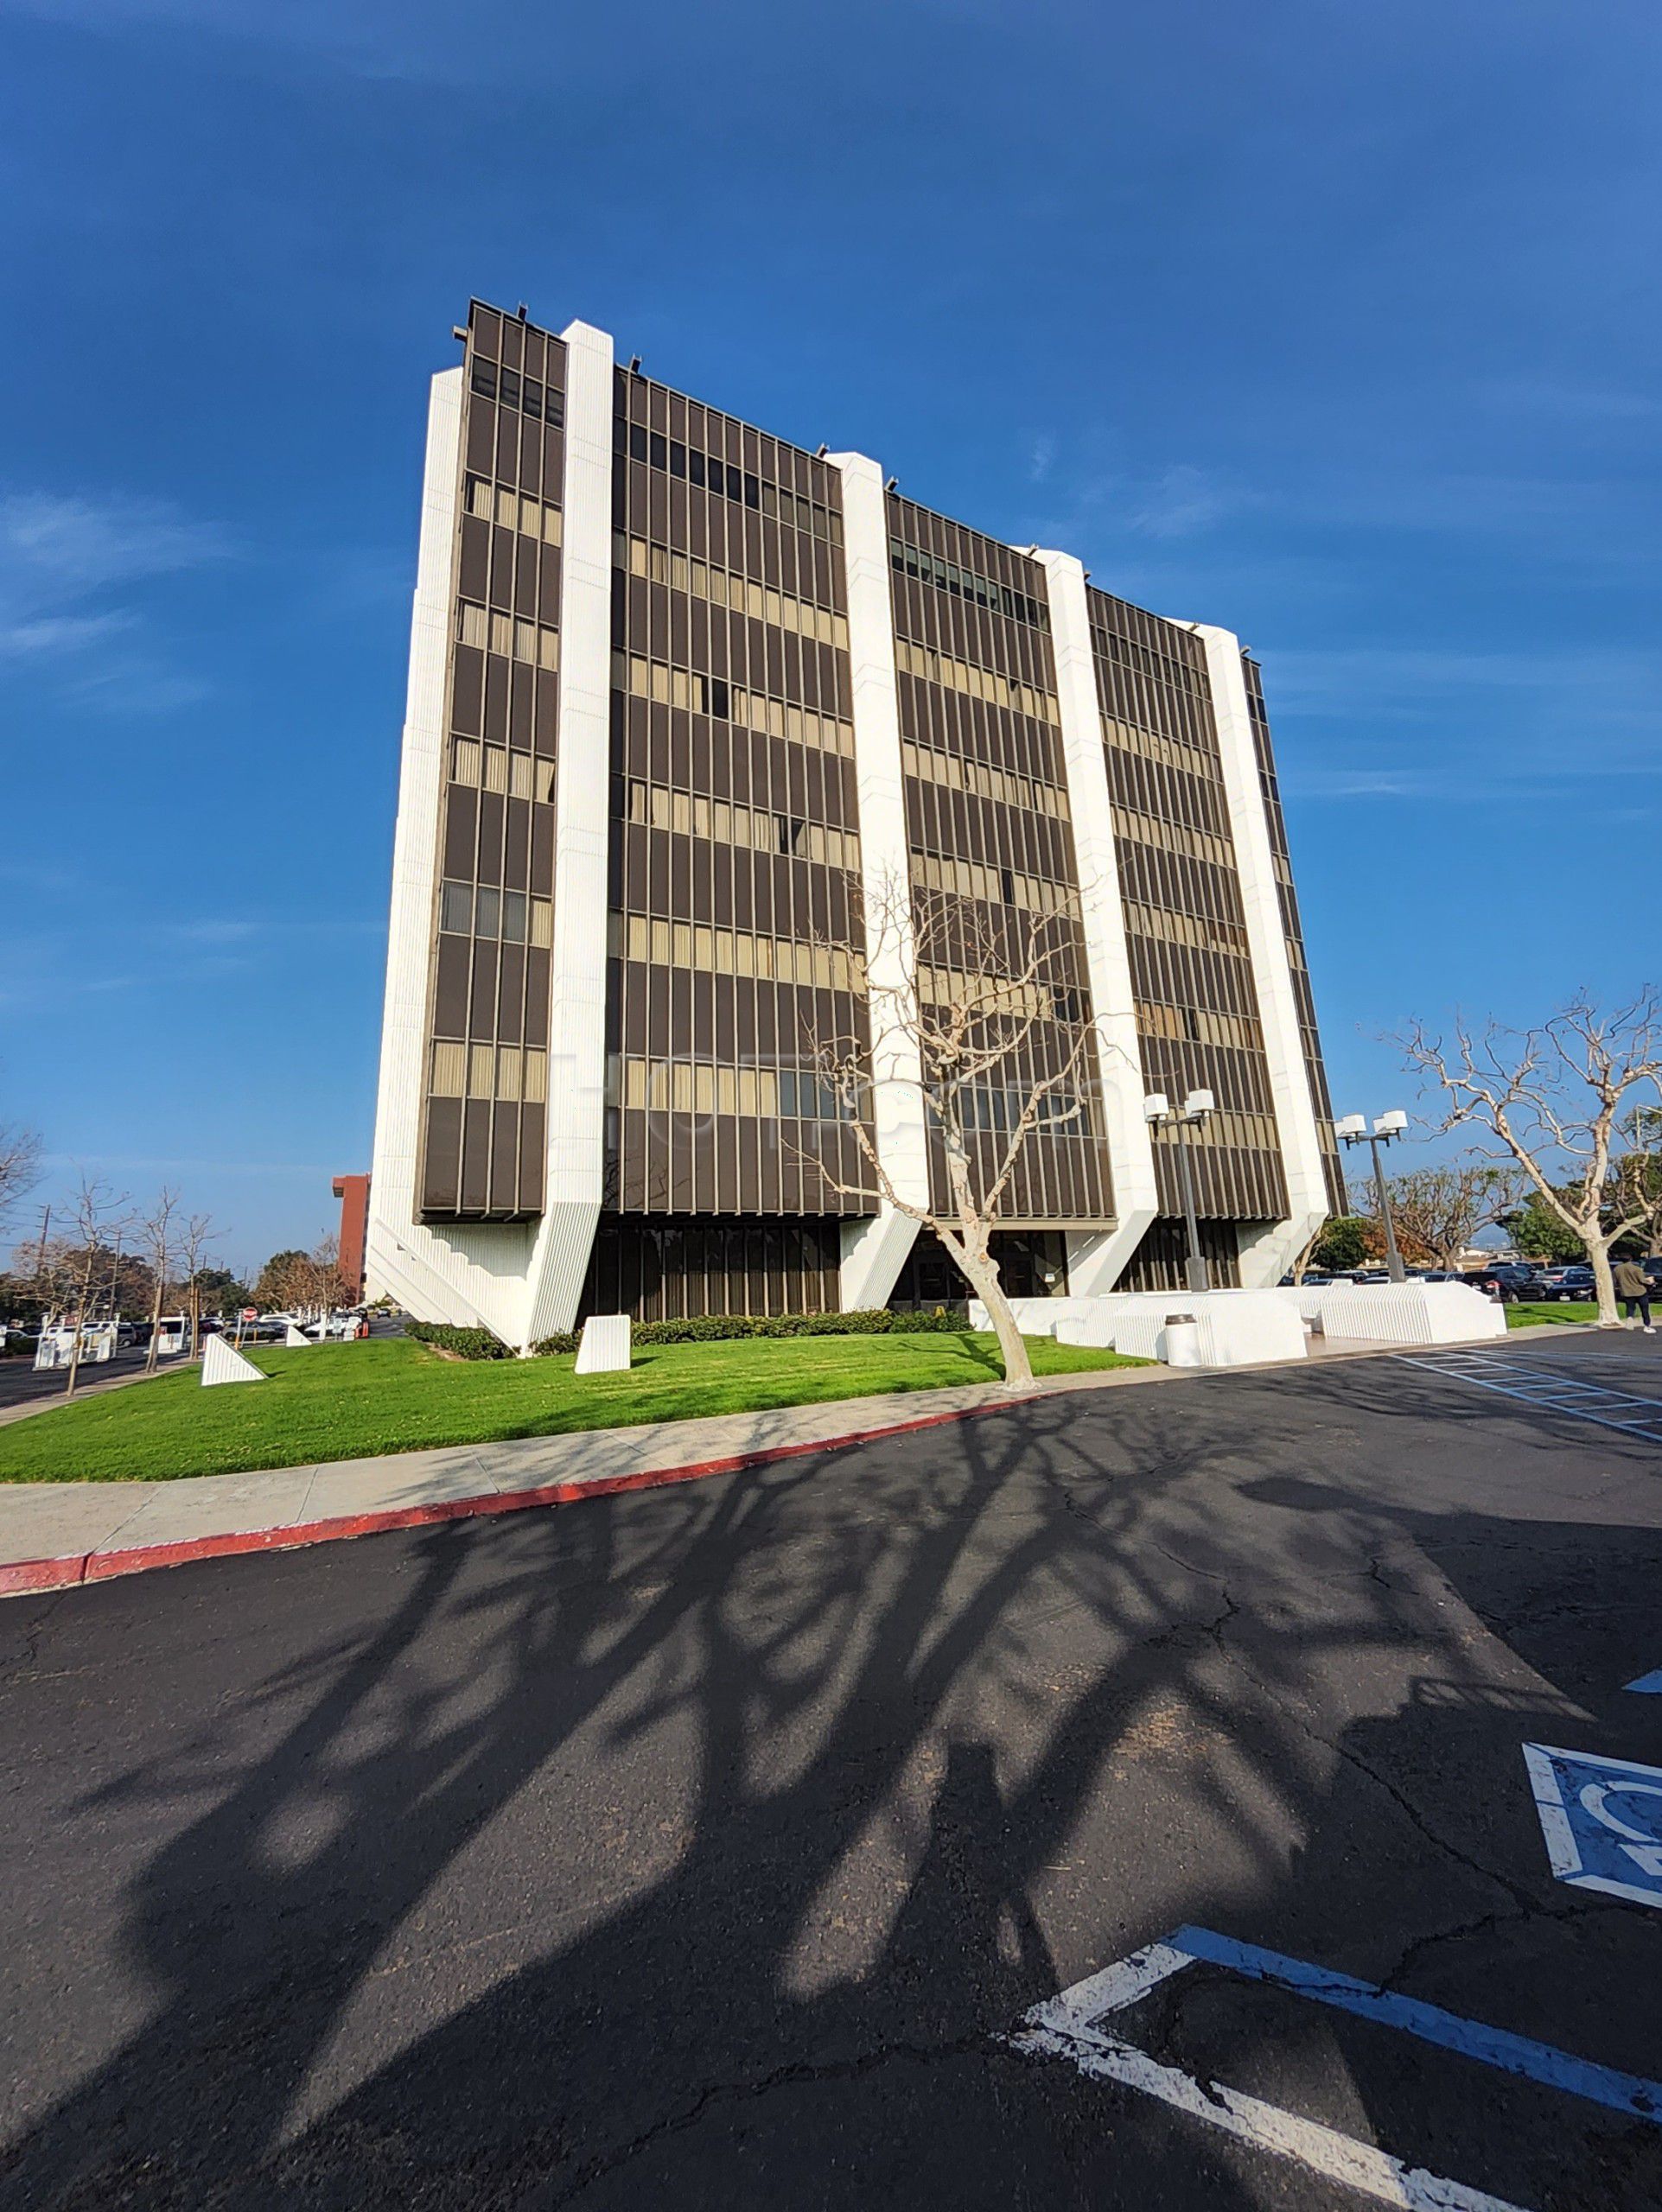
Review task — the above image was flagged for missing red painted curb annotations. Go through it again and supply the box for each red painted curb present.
[0,1552,87,1597]
[1,1389,1042,1599]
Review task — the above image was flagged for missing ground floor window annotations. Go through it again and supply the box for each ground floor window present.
[1118,1217,1244,1292]
[579,1216,842,1322]
[887,1229,1071,1311]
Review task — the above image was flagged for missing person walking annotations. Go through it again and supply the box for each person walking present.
[1613,1255,1655,1334]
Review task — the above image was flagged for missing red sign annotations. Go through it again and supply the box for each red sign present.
[241,1307,258,1321]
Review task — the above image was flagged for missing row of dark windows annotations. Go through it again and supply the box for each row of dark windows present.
[471,356,564,428]
[888,537,1048,632]
[1087,586,1208,676]
[946,1084,1086,1135]
[615,371,836,503]
[578,1217,844,1323]
[620,421,842,544]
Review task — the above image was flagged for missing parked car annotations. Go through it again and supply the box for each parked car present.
[1462,1265,1549,1301]
[1552,1265,1598,1301]
[1645,1257,1662,1289]
[1347,1269,1391,1285]
[1475,1263,1551,1303]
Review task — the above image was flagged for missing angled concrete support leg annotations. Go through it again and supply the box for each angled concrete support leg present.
[839,1210,921,1312]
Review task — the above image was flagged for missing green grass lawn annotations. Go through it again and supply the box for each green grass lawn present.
[0,1332,1147,1485]
[1505,1292,1655,1327]
[1506,1301,1612,1328]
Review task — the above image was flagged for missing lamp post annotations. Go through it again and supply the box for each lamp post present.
[1145,1089,1215,1294]
[1334,1109,1409,1283]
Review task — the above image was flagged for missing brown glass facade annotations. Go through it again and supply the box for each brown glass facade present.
[888,496,1115,1228]
[1087,588,1333,1288]
[1244,654,1348,1219]
[386,300,1340,1331]
[418,302,565,1221]
[582,367,878,1316]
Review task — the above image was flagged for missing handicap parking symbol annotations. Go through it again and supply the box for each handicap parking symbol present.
[1524,1743,1662,1908]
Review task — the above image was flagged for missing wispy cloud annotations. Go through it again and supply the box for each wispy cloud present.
[0,487,232,707]
[1264,643,1661,715]
[0,491,228,590]
[1263,644,1662,806]
[0,910,379,1008]
[1268,469,1641,538]
[0,609,135,655]
[1129,462,1228,539]
[1484,375,1658,423]
[37,1150,335,1179]
[1022,430,1652,577]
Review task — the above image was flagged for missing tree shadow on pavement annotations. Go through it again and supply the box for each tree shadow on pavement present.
[3,1362,1661,2208]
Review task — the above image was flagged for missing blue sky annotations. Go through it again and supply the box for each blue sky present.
[2,0,1658,1275]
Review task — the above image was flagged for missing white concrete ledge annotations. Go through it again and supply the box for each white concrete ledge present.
[975,1279,1504,1363]
[1299,1281,1506,1346]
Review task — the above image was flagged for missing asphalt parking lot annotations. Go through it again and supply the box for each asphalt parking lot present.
[0,1346,162,1414]
[1,1332,1660,2209]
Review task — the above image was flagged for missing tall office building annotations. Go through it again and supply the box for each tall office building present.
[367,302,1343,1346]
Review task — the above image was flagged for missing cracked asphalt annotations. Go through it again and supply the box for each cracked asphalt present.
[2,1332,1661,2209]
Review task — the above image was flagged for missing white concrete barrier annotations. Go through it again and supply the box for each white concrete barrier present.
[981,1279,1503,1360]
[201,1335,267,1388]
[575,1313,631,1373]
[1302,1281,1505,1345]
[987,1295,1127,1339]
[1093,1296,1307,1368]
[998,1287,1306,1368]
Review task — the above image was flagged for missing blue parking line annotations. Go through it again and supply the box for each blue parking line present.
[1626,1670,1662,1694]
[1169,1924,1662,2124]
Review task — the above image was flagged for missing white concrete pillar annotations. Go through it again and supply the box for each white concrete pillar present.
[367,328,620,1350]
[1191,626,1328,1286]
[827,453,930,1310]
[1035,550,1158,1294]
[521,319,617,1344]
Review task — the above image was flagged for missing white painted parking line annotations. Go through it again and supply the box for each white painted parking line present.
[1010,1923,1662,2211]
[1391,1352,1662,1444]
[1021,2016,1525,2211]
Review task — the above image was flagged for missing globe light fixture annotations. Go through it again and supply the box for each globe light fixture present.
[1335,1109,1410,1283]
[1143,1088,1217,1293]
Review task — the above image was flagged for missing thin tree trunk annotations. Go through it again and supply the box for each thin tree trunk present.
[145,1274,165,1375]
[1589,1243,1621,1327]
[948,1234,1033,1389]
[64,1255,98,1399]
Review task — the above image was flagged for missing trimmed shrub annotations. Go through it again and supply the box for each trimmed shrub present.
[406,1322,514,1361]
[531,1307,967,1355]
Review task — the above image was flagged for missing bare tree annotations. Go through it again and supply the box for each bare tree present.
[137,1186,181,1376]
[801,871,1105,1389]
[1383,1160,1519,1273]
[256,1234,352,1326]
[306,1232,353,1320]
[0,1122,42,1236]
[60,1174,131,1399]
[177,1213,220,1361]
[1399,991,1662,1325]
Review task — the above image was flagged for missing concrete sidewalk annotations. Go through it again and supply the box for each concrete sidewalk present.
[1,1325,1581,1600]
[0,1360,1190,1598]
